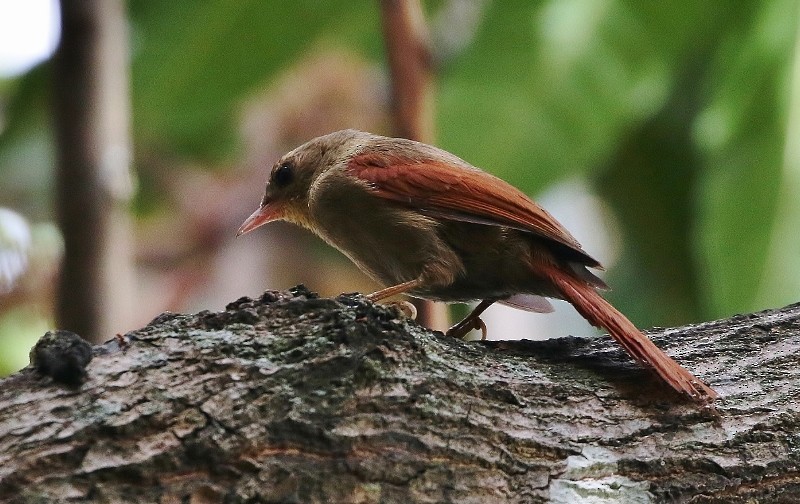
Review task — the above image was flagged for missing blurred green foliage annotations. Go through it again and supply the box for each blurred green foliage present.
[1,1,799,373]
[128,0,382,158]
[0,307,48,376]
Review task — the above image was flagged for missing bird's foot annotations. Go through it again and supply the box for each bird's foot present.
[446,316,487,340]
[385,300,418,320]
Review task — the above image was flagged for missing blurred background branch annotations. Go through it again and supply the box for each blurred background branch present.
[1,1,799,374]
[53,0,135,342]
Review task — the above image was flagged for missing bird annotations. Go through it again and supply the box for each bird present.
[237,129,718,403]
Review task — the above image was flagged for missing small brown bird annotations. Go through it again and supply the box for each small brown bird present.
[238,129,717,403]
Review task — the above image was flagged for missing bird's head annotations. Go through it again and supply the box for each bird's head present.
[237,129,367,236]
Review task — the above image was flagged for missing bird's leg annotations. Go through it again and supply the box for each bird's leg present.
[446,299,495,340]
[367,278,425,302]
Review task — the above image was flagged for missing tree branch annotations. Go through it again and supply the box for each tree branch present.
[53,0,135,342]
[1,287,798,502]
[380,0,434,142]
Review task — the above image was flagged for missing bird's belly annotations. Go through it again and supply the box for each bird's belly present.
[412,221,562,302]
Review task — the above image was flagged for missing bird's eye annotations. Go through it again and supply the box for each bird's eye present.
[272,162,293,187]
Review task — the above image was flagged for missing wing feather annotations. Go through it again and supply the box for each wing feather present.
[347,152,600,267]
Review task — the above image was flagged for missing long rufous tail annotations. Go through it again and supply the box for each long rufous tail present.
[547,269,718,403]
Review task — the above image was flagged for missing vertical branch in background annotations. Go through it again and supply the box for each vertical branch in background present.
[380,0,434,141]
[53,0,136,342]
[380,0,448,330]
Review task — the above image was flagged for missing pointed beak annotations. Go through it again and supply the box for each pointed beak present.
[236,202,283,236]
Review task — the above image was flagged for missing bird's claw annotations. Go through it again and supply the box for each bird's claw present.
[386,300,418,320]
[475,317,487,340]
[446,316,487,340]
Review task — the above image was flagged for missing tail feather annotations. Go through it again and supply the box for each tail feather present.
[547,269,718,403]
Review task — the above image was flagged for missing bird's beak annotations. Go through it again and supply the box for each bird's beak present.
[236,202,283,236]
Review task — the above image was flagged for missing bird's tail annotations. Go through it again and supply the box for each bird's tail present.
[546,268,718,403]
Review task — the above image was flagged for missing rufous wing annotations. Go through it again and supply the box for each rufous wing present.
[347,152,600,267]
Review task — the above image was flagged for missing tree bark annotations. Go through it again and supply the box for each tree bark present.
[1,287,798,503]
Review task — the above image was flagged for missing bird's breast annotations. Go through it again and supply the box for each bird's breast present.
[307,170,453,287]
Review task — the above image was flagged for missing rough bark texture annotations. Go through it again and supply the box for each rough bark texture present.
[1,287,798,503]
